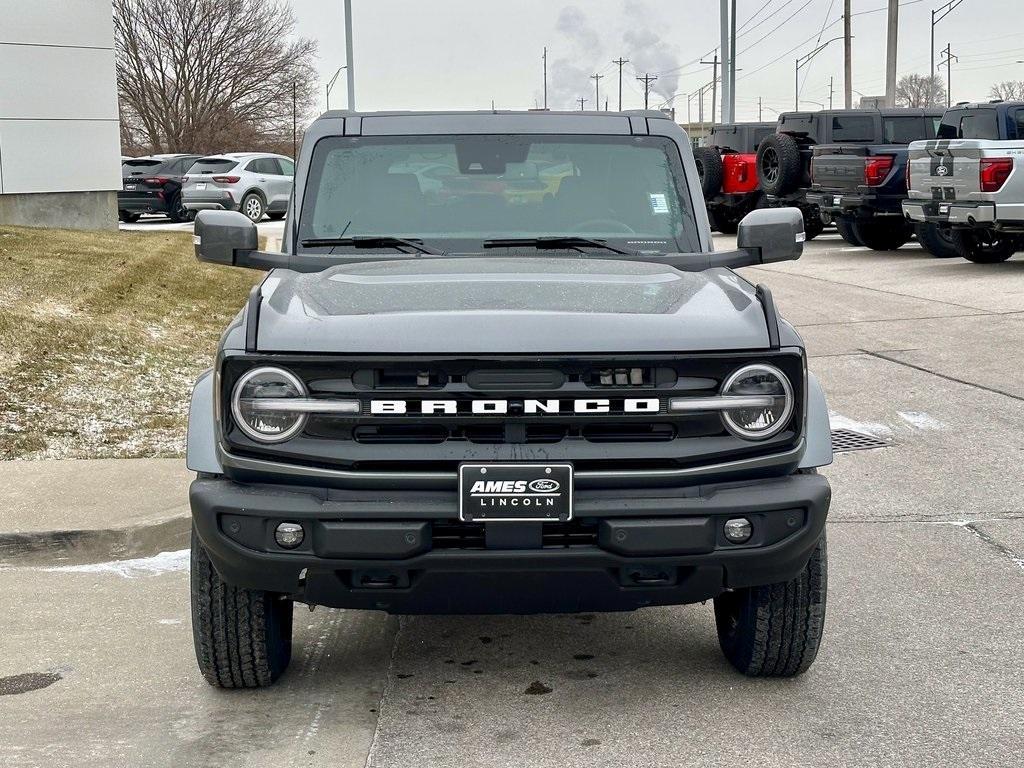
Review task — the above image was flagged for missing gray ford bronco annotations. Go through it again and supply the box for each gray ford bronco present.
[187,109,833,688]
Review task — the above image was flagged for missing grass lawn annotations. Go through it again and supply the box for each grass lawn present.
[0,225,257,459]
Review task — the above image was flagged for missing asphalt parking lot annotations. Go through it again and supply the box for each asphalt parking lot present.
[2,233,1022,767]
[120,214,285,248]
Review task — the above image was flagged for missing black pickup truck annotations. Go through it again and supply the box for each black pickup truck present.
[806,109,948,253]
[757,109,941,245]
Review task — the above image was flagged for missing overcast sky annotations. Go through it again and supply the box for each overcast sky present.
[292,0,1024,121]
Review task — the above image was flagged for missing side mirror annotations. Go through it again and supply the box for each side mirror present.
[194,210,259,266]
[736,207,805,264]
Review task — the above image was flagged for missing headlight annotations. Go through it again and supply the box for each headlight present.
[231,366,308,443]
[720,364,794,440]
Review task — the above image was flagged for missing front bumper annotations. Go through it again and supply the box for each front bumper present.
[902,199,996,226]
[191,472,831,614]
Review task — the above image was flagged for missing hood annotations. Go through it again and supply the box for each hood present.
[255,257,770,353]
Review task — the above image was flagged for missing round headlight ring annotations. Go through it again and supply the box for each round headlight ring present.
[231,366,308,443]
[720,363,794,441]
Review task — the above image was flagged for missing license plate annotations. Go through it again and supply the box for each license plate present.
[196,183,206,190]
[939,204,950,214]
[459,463,573,522]
[124,184,136,191]
[833,196,842,206]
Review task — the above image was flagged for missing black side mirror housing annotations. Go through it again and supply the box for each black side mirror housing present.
[736,207,805,264]
[194,210,259,266]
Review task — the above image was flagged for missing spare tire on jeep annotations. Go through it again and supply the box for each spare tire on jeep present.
[757,133,803,196]
[693,147,724,198]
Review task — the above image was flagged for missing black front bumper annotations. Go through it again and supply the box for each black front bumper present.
[191,473,831,614]
[118,190,171,214]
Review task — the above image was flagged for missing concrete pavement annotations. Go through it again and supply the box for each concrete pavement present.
[2,233,1023,767]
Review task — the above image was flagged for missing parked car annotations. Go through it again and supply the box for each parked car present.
[806,108,945,252]
[903,100,1024,263]
[119,154,201,223]
[757,109,940,241]
[181,153,294,222]
[185,109,834,688]
[694,122,775,233]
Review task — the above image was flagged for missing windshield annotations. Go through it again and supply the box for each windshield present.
[298,134,699,253]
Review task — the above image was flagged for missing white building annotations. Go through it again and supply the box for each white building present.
[0,0,121,229]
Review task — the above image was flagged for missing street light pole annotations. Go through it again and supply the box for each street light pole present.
[326,66,346,110]
[795,36,845,110]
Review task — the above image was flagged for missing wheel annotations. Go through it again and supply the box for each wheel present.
[853,218,912,251]
[118,210,141,223]
[714,531,827,677]
[802,207,825,241]
[693,147,725,198]
[191,527,293,688]
[267,212,286,221]
[756,133,803,196]
[241,193,265,222]
[950,228,1017,263]
[167,193,192,223]
[835,218,863,246]
[914,223,959,259]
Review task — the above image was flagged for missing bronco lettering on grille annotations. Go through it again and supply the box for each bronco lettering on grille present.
[368,398,661,415]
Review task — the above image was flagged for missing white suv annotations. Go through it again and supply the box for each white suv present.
[182,153,295,222]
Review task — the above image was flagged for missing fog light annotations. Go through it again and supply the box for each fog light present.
[275,522,304,549]
[724,518,753,543]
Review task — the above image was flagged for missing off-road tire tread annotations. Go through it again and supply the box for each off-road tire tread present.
[914,223,958,258]
[950,229,1017,263]
[835,218,862,246]
[694,147,725,197]
[853,218,912,251]
[757,133,804,196]
[191,529,292,688]
[714,533,827,677]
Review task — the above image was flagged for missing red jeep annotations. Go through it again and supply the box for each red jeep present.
[694,122,774,234]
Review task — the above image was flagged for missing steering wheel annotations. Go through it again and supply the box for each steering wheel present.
[570,218,637,234]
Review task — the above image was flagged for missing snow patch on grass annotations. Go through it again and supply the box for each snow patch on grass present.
[43,549,190,578]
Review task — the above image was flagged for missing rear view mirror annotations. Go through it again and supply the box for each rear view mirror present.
[194,210,259,266]
[736,207,805,264]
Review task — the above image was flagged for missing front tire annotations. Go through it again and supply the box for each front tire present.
[191,528,293,688]
[714,532,827,677]
[950,228,1017,263]
[241,193,265,223]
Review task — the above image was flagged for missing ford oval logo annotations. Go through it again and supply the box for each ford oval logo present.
[529,479,560,493]
[936,164,949,176]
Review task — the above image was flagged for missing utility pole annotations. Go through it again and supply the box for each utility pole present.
[343,0,355,109]
[829,76,834,109]
[728,0,737,122]
[577,97,587,111]
[701,53,719,125]
[939,43,957,107]
[292,81,297,159]
[636,73,658,109]
[844,0,853,108]
[542,47,548,109]
[591,73,604,112]
[720,0,730,123]
[612,57,629,111]
[884,0,898,107]
[931,1,964,102]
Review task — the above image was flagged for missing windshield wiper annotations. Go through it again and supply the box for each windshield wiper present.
[300,235,444,255]
[482,236,633,255]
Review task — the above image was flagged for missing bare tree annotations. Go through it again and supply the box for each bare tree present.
[990,80,1024,101]
[895,74,946,108]
[114,0,318,156]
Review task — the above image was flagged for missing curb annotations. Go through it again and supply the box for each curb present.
[0,513,190,567]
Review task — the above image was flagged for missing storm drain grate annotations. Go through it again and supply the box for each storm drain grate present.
[830,428,892,453]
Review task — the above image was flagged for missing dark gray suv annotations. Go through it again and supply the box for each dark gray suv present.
[186,109,833,688]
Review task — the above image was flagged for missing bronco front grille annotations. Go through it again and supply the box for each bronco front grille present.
[221,353,806,481]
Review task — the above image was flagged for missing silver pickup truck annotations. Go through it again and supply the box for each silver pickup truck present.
[903,101,1024,263]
